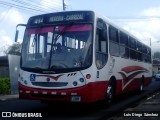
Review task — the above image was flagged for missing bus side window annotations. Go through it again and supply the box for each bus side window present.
[129,37,137,60]
[129,37,136,50]
[109,26,119,56]
[120,31,129,58]
[136,41,142,52]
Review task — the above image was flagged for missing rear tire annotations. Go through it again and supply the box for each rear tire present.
[137,77,144,94]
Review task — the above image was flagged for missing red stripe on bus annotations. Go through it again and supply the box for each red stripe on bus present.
[58,25,91,32]
[26,25,91,35]
[26,27,54,34]
[121,66,148,73]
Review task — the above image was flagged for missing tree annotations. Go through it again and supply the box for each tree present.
[153,51,160,59]
[4,43,21,55]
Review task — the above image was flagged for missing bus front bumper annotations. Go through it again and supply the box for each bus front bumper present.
[19,82,107,103]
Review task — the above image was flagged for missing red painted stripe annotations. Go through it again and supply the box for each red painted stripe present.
[115,80,122,96]
[58,25,91,32]
[26,27,54,34]
[25,25,91,35]
[119,71,146,86]
[122,66,148,73]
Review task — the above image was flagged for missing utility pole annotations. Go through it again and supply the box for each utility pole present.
[62,0,66,11]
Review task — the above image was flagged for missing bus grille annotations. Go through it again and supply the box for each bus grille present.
[31,82,68,87]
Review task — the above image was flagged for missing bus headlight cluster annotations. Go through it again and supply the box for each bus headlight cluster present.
[24,80,28,85]
[73,81,78,86]
[73,78,85,86]
[79,78,84,83]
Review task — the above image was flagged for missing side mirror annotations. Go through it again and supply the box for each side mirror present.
[15,30,19,42]
[15,24,26,42]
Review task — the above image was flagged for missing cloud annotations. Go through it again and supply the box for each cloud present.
[0,8,25,56]
[40,0,63,11]
[141,7,160,17]
[116,7,160,52]
[0,30,13,56]
[0,8,25,25]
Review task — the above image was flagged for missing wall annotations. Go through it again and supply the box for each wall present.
[8,55,20,94]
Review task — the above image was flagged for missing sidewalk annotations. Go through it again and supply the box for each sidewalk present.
[0,94,19,101]
[108,91,160,120]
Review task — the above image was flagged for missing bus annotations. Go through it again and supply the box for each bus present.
[15,10,152,104]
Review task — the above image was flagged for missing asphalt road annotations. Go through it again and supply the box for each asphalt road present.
[0,79,160,120]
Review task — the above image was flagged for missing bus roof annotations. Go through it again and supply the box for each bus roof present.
[27,10,150,48]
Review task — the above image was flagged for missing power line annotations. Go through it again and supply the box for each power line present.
[0,1,46,13]
[0,7,12,24]
[109,16,160,22]
[11,0,60,12]
[11,0,50,11]
[0,0,61,16]
[0,0,68,17]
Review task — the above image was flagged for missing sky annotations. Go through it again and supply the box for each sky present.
[0,0,160,55]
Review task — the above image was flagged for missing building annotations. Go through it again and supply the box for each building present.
[152,59,160,73]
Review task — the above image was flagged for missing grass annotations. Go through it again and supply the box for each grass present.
[0,77,10,94]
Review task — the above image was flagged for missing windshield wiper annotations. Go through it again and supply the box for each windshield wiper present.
[48,22,74,70]
[54,22,74,42]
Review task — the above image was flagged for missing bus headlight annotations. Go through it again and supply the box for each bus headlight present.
[73,81,78,86]
[79,78,84,83]
[24,80,28,85]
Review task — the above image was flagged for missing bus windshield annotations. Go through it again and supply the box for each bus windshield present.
[21,23,93,72]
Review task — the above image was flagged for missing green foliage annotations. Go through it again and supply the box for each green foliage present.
[0,77,10,94]
[4,43,21,55]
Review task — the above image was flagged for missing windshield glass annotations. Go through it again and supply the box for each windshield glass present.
[22,24,92,71]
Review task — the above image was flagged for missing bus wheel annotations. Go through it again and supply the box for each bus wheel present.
[138,77,144,94]
[99,81,115,108]
[106,82,115,106]
[140,81,144,92]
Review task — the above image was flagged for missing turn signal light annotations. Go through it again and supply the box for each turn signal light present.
[86,74,91,79]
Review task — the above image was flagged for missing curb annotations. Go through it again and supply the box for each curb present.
[0,94,19,101]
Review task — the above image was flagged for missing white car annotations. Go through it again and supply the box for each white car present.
[155,72,160,81]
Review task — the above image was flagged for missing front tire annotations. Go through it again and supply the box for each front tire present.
[102,80,115,107]
[106,83,114,105]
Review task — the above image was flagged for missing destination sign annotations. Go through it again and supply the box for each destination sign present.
[28,11,94,26]
[49,14,84,22]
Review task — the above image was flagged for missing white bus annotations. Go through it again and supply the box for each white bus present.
[15,11,152,104]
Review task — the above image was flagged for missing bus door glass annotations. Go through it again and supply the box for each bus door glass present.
[95,18,108,69]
